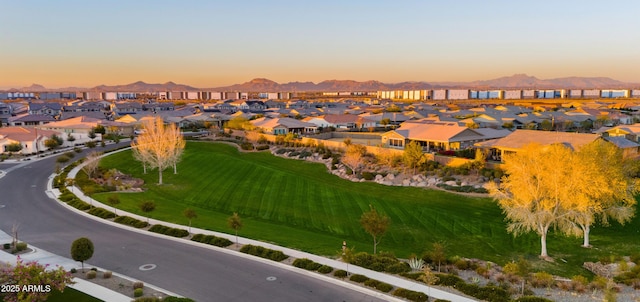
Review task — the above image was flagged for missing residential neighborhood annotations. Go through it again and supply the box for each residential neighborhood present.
[3,95,640,162]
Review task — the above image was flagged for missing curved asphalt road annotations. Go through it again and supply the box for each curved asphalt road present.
[0,146,386,302]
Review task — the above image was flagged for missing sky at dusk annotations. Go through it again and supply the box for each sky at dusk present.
[1,0,639,89]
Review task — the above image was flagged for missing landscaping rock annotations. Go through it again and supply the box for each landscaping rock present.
[402,179,411,186]
[417,182,427,187]
[445,180,458,186]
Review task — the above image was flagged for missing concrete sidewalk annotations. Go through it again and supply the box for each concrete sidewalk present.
[63,157,477,302]
[0,231,132,302]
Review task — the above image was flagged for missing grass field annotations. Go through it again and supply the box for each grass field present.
[46,287,102,302]
[93,142,640,277]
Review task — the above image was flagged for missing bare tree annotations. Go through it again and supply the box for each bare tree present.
[131,117,185,184]
[81,151,102,178]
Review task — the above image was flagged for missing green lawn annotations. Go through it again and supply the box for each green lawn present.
[93,142,640,277]
[46,287,102,302]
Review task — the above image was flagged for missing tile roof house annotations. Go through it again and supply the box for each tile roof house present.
[8,114,56,126]
[0,126,60,154]
[381,121,510,151]
[475,130,600,162]
[28,102,63,116]
[250,117,317,135]
[37,116,107,144]
[304,114,376,130]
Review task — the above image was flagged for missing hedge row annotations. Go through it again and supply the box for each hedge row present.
[393,288,428,302]
[363,279,394,293]
[148,225,190,238]
[68,199,93,211]
[88,207,116,219]
[239,245,288,262]
[454,282,510,302]
[114,216,149,228]
[350,252,411,273]
[191,234,233,248]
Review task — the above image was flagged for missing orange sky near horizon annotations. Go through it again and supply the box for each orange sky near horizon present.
[2,1,639,89]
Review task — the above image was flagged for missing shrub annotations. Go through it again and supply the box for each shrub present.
[317,265,333,274]
[531,272,554,288]
[240,142,254,150]
[190,234,233,247]
[134,288,144,297]
[363,279,393,292]
[148,225,189,238]
[349,274,369,283]
[68,199,92,211]
[400,272,423,281]
[88,207,117,219]
[393,288,428,302]
[375,282,393,292]
[3,243,10,249]
[86,270,97,279]
[114,216,149,228]
[70,268,77,273]
[239,244,289,262]
[15,242,27,252]
[454,282,510,302]
[435,274,463,287]
[103,271,112,279]
[56,156,70,163]
[255,145,270,151]
[293,258,322,271]
[334,270,348,278]
[133,281,144,289]
[59,193,76,202]
[386,262,411,274]
[361,172,375,181]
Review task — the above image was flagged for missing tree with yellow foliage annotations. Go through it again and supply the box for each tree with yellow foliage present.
[490,141,637,257]
[131,117,185,185]
[342,143,367,175]
[566,140,637,247]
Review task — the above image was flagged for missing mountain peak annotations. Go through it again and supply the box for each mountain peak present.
[247,78,278,84]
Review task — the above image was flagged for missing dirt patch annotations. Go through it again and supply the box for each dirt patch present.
[71,269,169,300]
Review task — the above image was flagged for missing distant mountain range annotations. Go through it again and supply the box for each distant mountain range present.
[6,74,638,93]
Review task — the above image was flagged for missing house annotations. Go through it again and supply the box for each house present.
[0,126,60,154]
[8,114,56,126]
[143,102,175,113]
[475,130,599,162]
[28,102,63,116]
[601,136,640,159]
[111,102,143,114]
[250,117,317,135]
[381,121,510,151]
[238,100,266,112]
[37,116,105,144]
[600,124,640,142]
[0,102,12,126]
[304,114,376,130]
